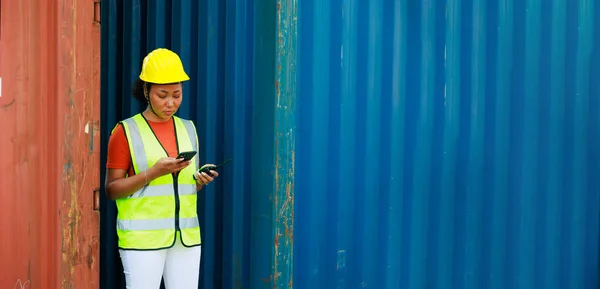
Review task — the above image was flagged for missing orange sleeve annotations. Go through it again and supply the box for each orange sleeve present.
[106,124,132,171]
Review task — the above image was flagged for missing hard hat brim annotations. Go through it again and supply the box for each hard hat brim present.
[139,73,190,84]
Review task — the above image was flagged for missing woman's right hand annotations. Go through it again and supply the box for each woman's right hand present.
[149,157,192,178]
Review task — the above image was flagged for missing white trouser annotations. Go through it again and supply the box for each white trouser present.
[119,233,201,289]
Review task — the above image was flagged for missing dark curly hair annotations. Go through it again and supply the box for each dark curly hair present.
[131,79,152,102]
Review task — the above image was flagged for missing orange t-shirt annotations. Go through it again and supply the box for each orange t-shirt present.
[106,117,179,176]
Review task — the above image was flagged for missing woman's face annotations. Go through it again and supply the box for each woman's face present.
[148,83,183,120]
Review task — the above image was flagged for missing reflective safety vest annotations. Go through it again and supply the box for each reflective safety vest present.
[113,113,201,250]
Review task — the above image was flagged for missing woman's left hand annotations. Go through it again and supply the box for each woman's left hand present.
[195,166,219,185]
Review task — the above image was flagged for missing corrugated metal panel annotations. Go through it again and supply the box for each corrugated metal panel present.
[102,0,600,288]
[100,1,278,288]
[295,1,600,289]
[0,0,101,288]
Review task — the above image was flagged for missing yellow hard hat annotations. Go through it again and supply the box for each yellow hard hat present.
[139,48,190,84]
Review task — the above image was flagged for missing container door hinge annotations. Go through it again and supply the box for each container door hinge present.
[93,1,101,25]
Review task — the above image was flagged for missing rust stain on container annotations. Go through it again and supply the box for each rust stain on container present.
[272,0,297,287]
[0,0,101,288]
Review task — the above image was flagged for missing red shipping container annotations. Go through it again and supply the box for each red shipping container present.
[0,0,101,288]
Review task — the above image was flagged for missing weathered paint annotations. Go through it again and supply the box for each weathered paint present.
[273,0,297,288]
[0,0,100,288]
[294,0,600,289]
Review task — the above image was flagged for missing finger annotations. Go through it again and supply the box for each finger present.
[165,158,185,164]
[176,161,192,169]
[194,172,204,183]
[197,174,210,184]
[201,172,214,182]
[169,161,191,173]
[209,171,219,177]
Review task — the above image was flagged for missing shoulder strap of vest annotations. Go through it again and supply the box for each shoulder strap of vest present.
[175,117,199,168]
[110,113,142,135]
[120,114,148,174]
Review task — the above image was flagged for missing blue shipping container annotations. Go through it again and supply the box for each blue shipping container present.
[100,0,600,288]
[296,0,600,288]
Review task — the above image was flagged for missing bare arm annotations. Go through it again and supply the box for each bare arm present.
[105,168,156,200]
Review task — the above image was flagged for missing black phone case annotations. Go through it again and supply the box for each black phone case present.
[177,151,196,161]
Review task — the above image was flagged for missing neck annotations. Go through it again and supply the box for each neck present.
[142,107,171,122]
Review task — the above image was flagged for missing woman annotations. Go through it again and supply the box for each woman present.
[105,48,217,289]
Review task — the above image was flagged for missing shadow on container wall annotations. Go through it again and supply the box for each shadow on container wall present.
[100,0,279,289]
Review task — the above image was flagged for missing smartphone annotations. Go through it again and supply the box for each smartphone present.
[176,151,197,161]
[194,158,232,180]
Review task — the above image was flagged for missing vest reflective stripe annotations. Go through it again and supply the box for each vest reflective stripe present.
[114,114,201,250]
[117,217,199,231]
[181,120,200,169]
[129,183,197,198]
[121,117,149,172]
